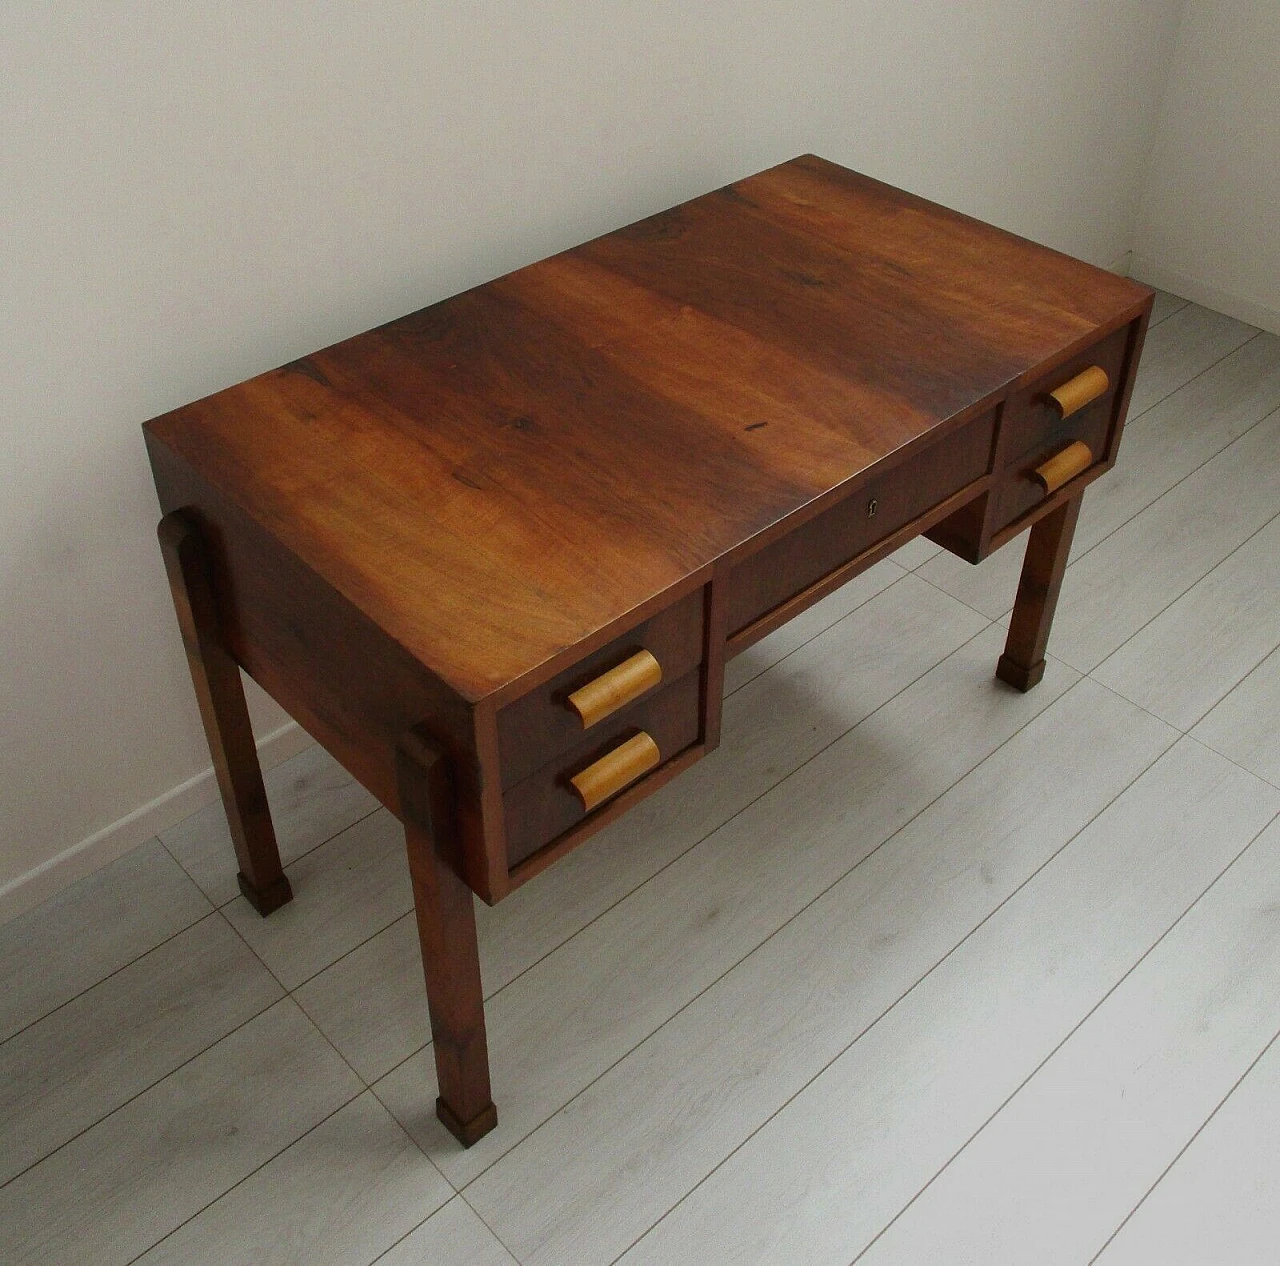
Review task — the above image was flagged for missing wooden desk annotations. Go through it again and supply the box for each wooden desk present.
[144,155,1152,1146]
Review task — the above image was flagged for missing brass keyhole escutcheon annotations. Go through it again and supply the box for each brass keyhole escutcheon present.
[867,498,878,518]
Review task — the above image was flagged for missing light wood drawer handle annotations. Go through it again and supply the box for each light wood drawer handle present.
[566,649,662,728]
[1033,440,1094,494]
[570,731,661,812]
[1047,365,1109,418]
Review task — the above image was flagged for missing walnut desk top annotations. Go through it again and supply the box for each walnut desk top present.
[144,154,1153,1145]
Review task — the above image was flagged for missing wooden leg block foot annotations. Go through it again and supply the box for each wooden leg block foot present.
[436,1095,497,1147]
[237,870,294,916]
[996,653,1046,692]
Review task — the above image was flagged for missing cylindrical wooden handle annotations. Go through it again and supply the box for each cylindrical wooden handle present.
[1047,365,1109,418]
[1033,440,1094,494]
[569,731,661,812]
[566,649,662,728]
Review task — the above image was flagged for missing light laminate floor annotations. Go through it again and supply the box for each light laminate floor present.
[4,290,1280,1265]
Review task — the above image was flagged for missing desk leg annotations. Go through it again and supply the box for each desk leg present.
[395,729,497,1148]
[997,493,1082,692]
[158,511,293,915]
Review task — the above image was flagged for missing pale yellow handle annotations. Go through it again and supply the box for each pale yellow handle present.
[1047,365,1109,419]
[566,649,662,728]
[570,731,661,811]
[1033,440,1094,494]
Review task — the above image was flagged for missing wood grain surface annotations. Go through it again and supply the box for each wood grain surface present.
[145,154,1149,705]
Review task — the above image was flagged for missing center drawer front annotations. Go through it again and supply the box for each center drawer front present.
[725,409,995,636]
[496,587,704,788]
[503,669,702,868]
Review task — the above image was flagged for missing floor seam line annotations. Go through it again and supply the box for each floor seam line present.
[848,804,1280,1266]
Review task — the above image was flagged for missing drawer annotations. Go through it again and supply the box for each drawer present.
[726,408,995,636]
[988,323,1133,534]
[502,669,702,867]
[496,587,704,788]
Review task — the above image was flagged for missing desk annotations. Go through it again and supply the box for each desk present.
[144,155,1152,1146]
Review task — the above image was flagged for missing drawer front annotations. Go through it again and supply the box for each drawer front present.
[988,323,1134,533]
[503,669,702,867]
[496,588,704,788]
[726,408,995,636]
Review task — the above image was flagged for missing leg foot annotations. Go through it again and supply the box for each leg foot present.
[998,494,1082,691]
[436,1095,498,1147]
[159,510,291,916]
[237,870,294,915]
[396,728,497,1149]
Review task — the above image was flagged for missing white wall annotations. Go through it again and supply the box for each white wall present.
[1,0,1185,917]
[1133,0,1280,332]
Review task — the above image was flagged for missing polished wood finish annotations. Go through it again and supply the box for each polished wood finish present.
[997,494,1085,692]
[570,731,662,812]
[157,510,292,915]
[1048,364,1110,419]
[1033,440,1095,495]
[395,727,496,1146]
[145,154,1152,1143]
[567,650,664,729]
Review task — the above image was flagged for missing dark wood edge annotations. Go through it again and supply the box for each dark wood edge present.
[1107,303,1153,457]
[725,474,990,657]
[469,710,510,904]
[701,572,729,752]
[505,743,706,892]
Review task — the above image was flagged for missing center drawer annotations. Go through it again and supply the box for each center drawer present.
[725,408,995,636]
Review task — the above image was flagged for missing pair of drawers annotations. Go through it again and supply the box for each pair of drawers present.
[496,588,705,868]
[987,322,1131,536]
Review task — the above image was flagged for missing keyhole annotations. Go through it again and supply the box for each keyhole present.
[867,498,878,518]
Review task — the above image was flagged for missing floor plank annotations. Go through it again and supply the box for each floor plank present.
[222,808,413,990]
[135,1092,450,1266]
[0,912,282,1185]
[1094,512,1280,728]
[1125,302,1256,418]
[375,1198,518,1266]
[723,557,903,695]
[855,813,1280,1266]
[463,682,1175,1266]
[1147,289,1189,328]
[0,1000,360,1266]
[1094,1032,1280,1266]
[161,743,378,906]
[1193,644,1280,790]
[0,838,210,1043]
[618,738,1280,1265]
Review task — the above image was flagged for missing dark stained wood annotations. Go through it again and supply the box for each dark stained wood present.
[496,587,703,788]
[143,154,1154,1139]
[997,493,1085,692]
[503,670,702,868]
[726,408,996,635]
[395,728,497,1147]
[144,155,1149,710]
[157,510,292,915]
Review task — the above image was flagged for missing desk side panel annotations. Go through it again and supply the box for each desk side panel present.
[145,433,505,901]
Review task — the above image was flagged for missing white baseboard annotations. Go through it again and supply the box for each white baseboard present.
[0,721,313,926]
[1130,255,1280,337]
